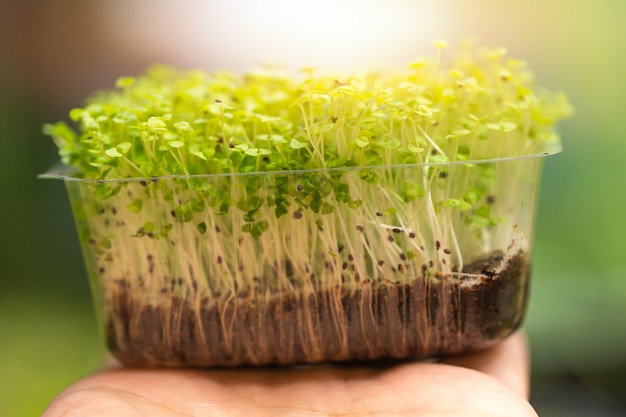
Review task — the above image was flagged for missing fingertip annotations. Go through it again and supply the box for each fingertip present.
[441,332,531,398]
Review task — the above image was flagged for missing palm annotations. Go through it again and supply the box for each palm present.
[43,333,536,417]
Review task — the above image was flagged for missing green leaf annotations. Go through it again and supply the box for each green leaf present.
[310,193,322,213]
[245,147,271,157]
[355,136,370,148]
[189,144,208,160]
[347,199,363,209]
[416,104,434,118]
[309,121,335,135]
[117,142,132,154]
[321,202,334,214]
[127,198,143,213]
[143,222,156,233]
[376,134,401,149]
[364,150,384,166]
[500,122,517,132]
[242,220,269,237]
[105,147,124,158]
[168,140,185,148]
[94,183,121,200]
[148,117,168,131]
[115,76,136,89]
[457,145,471,160]
[42,121,76,143]
[252,113,279,123]
[275,202,289,218]
[486,121,517,132]
[174,121,193,133]
[401,182,424,203]
[243,210,257,222]
[68,108,87,122]
[463,190,479,205]
[174,201,195,223]
[334,183,349,195]
[289,138,308,149]
[383,207,397,216]
[444,198,472,211]
[475,205,491,219]
[429,154,450,163]
[255,220,269,234]
[446,129,471,139]
[358,169,381,185]
[112,110,137,124]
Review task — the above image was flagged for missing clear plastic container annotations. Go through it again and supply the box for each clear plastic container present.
[43,152,552,367]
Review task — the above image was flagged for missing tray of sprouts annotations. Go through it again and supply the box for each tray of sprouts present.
[42,42,572,367]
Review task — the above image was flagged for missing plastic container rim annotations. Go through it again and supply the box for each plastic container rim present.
[39,146,561,184]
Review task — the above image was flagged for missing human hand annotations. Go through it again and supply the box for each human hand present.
[42,332,536,417]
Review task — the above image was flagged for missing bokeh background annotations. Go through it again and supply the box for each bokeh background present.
[1,1,625,416]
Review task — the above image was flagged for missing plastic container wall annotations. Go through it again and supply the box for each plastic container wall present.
[62,155,546,366]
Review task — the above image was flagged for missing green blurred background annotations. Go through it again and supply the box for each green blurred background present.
[1,1,625,416]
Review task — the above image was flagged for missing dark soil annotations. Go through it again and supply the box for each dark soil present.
[105,250,529,367]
